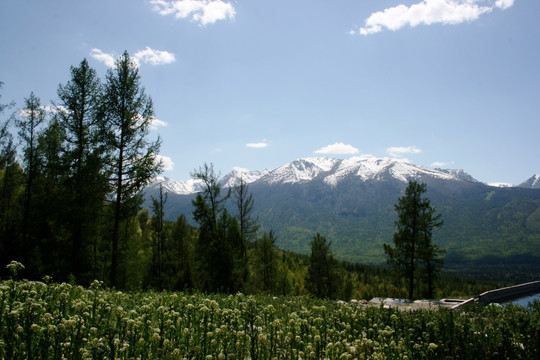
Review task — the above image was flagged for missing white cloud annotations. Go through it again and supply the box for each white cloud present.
[150,117,168,130]
[134,47,175,66]
[314,142,360,155]
[495,0,514,10]
[246,141,268,149]
[90,48,115,67]
[431,160,455,168]
[386,146,421,157]
[18,104,56,118]
[430,161,448,167]
[90,47,175,68]
[156,155,175,171]
[150,0,235,26]
[352,0,515,35]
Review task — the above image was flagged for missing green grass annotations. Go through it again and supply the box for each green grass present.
[1,279,540,359]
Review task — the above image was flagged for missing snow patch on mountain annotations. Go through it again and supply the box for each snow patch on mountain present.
[518,174,540,189]
[487,182,514,188]
[262,157,340,184]
[220,167,270,188]
[436,169,478,182]
[323,157,459,186]
[149,176,204,195]
[324,157,386,185]
[147,157,482,196]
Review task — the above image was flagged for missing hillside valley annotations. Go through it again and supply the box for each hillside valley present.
[144,157,540,279]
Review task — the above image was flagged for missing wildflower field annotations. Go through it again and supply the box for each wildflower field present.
[1,279,540,359]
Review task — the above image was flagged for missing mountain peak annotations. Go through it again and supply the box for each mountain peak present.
[518,174,540,189]
[220,167,270,188]
[262,157,341,184]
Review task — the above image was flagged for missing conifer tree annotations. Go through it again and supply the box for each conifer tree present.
[0,83,23,272]
[34,117,68,277]
[16,92,45,268]
[418,207,445,298]
[384,180,444,300]
[151,182,167,290]
[233,177,258,283]
[55,59,107,281]
[192,163,242,292]
[253,230,277,293]
[171,214,194,290]
[102,51,162,287]
[307,233,336,299]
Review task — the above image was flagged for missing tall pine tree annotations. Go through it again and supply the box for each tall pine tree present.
[233,177,258,283]
[306,233,336,299]
[0,83,23,275]
[102,52,162,287]
[55,59,108,281]
[15,92,45,271]
[192,163,244,292]
[384,180,444,300]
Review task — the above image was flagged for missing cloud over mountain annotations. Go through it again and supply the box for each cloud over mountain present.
[386,146,421,157]
[156,155,175,171]
[314,142,359,155]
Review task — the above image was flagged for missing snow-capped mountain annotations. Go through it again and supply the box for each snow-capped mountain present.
[146,169,270,196]
[258,157,339,185]
[147,157,479,196]
[143,157,540,269]
[316,157,469,186]
[147,176,204,196]
[487,182,514,188]
[220,167,271,188]
[519,174,540,189]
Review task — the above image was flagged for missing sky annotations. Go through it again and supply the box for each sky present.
[1,0,539,185]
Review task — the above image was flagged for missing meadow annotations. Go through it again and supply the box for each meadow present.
[1,276,540,360]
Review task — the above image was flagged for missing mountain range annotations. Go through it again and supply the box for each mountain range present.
[144,157,540,278]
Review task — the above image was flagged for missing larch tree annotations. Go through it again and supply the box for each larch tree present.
[383,180,444,300]
[55,58,108,281]
[191,163,231,291]
[417,206,445,299]
[306,232,337,299]
[102,51,162,287]
[171,214,194,290]
[0,83,22,271]
[192,163,241,292]
[151,182,168,290]
[253,230,277,293]
[233,177,259,283]
[15,92,45,268]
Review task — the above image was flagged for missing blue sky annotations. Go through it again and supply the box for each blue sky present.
[1,0,539,185]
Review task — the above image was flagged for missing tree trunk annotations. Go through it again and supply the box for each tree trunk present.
[111,142,124,287]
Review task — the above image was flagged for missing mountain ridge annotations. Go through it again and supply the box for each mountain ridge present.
[143,157,540,274]
[148,157,514,196]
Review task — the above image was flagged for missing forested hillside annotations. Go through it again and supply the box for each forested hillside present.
[144,163,540,280]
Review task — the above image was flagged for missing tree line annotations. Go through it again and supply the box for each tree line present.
[1,54,482,300]
[0,54,340,296]
[0,53,160,287]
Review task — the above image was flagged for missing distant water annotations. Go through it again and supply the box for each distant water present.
[506,293,540,307]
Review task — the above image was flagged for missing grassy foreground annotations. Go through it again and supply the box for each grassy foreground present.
[1,279,540,359]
